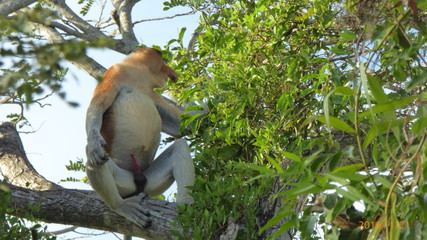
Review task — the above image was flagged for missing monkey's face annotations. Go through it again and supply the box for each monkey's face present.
[135,48,178,87]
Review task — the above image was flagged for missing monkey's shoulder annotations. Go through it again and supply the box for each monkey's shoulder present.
[104,63,148,81]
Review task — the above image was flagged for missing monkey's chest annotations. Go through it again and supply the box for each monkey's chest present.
[107,90,162,168]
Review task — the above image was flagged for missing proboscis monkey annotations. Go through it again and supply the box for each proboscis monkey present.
[85,48,196,227]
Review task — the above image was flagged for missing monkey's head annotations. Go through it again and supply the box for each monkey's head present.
[132,48,178,87]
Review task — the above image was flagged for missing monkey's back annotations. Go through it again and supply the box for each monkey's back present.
[101,85,161,172]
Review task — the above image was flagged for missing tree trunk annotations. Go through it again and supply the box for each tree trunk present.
[257,177,295,240]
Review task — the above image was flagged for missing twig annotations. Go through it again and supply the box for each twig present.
[133,10,198,25]
[50,226,78,235]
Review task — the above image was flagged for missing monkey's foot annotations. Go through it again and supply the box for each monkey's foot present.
[115,193,151,228]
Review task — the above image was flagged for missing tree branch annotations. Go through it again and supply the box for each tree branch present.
[0,0,37,16]
[188,25,203,51]
[34,23,106,79]
[133,10,198,25]
[0,121,182,239]
[39,0,138,54]
[0,122,60,191]
[47,21,89,39]
[111,0,140,53]
[44,0,107,41]
[8,184,179,239]
[50,226,78,235]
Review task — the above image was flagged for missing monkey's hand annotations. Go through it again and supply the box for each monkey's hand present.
[176,194,194,205]
[115,193,151,228]
[86,133,109,166]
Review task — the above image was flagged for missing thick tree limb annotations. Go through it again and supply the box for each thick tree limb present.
[8,184,179,239]
[0,122,60,191]
[0,0,37,16]
[0,122,182,239]
[111,0,140,53]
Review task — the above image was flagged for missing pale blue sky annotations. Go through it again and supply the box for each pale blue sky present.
[0,1,199,239]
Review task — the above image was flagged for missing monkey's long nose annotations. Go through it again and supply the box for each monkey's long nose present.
[169,74,178,83]
[168,68,178,83]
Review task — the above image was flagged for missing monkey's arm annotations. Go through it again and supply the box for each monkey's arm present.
[155,96,208,137]
[151,94,184,137]
[86,66,121,166]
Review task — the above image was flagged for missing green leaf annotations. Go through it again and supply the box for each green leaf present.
[269,219,294,239]
[281,182,323,199]
[277,94,289,110]
[322,89,334,131]
[179,113,200,129]
[423,193,427,221]
[363,126,379,149]
[340,30,356,41]
[301,215,318,239]
[328,151,343,171]
[186,105,205,112]
[390,193,401,240]
[374,175,393,190]
[363,119,404,149]
[324,194,337,209]
[178,27,187,42]
[280,151,301,162]
[335,186,376,207]
[331,45,353,55]
[317,115,356,134]
[259,208,293,234]
[367,74,388,103]
[265,155,284,173]
[412,116,427,134]
[367,215,385,240]
[360,63,375,122]
[358,96,417,119]
[330,171,368,182]
[331,164,364,174]
[406,69,427,92]
[417,0,427,9]
[397,27,411,49]
[243,163,274,174]
[334,86,357,95]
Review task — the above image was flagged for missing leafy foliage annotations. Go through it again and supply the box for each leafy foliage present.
[78,0,95,16]
[1,5,65,100]
[165,0,427,239]
[61,158,88,183]
[0,4,112,126]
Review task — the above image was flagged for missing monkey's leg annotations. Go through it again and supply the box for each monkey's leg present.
[143,139,195,204]
[86,160,150,227]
